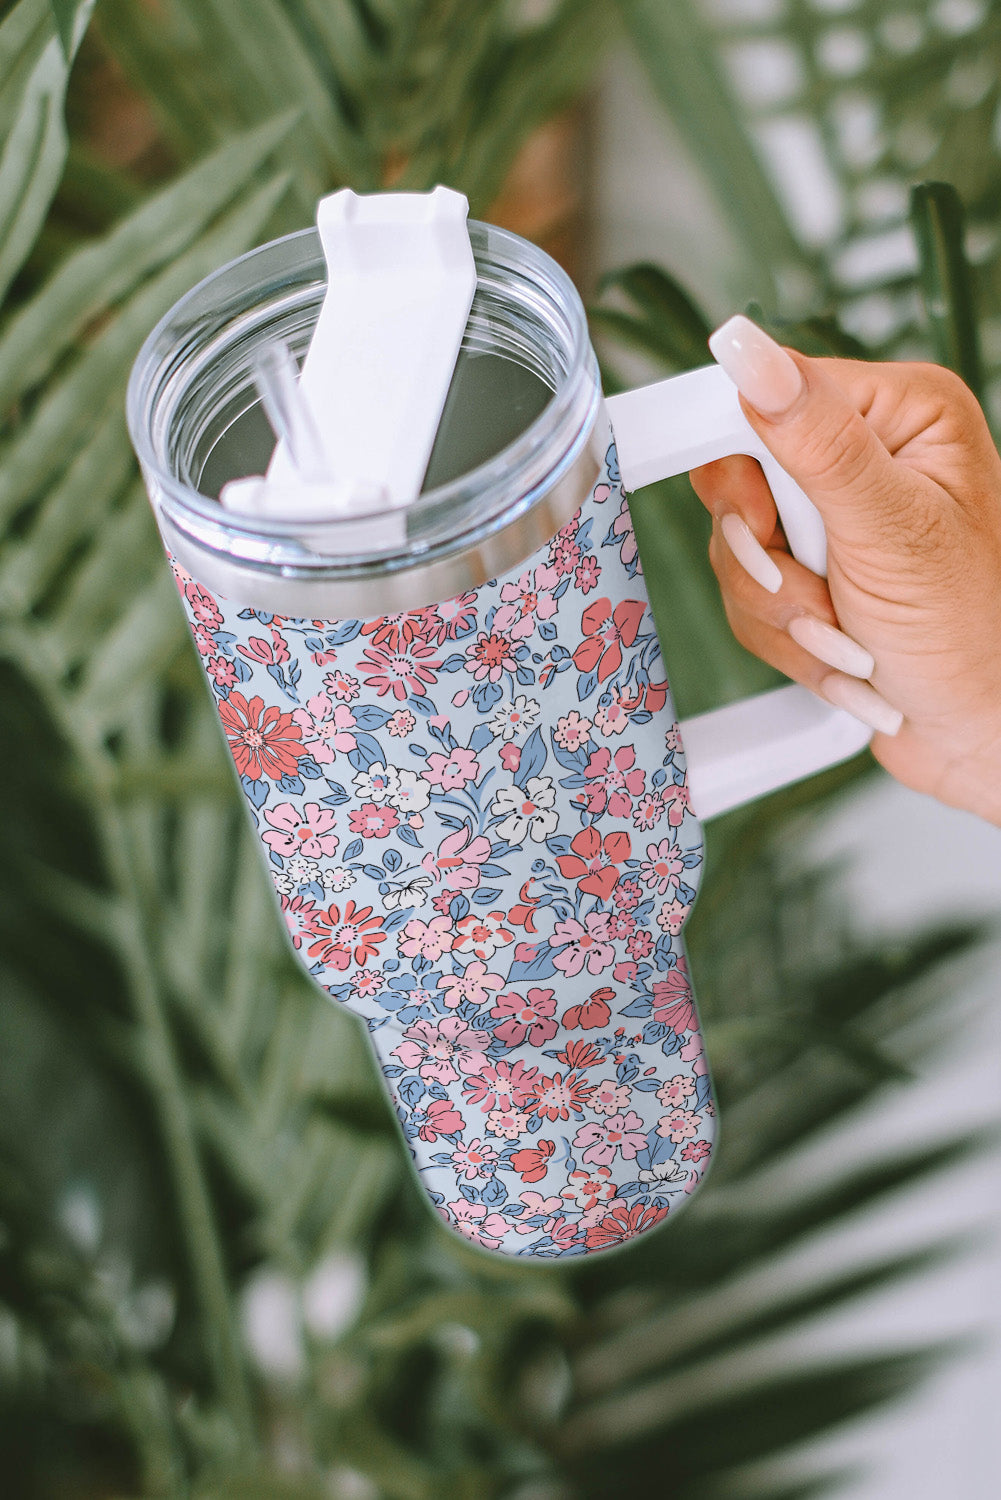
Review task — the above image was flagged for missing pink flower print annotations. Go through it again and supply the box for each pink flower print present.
[392,1017,490,1085]
[464,629,517,682]
[680,1029,708,1075]
[422,745,480,791]
[657,898,689,936]
[510,1138,555,1182]
[608,912,637,940]
[550,913,615,977]
[516,1190,564,1226]
[613,877,642,912]
[561,1165,619,1212]
[445,1199,509,1249]
[585,1201,669,1251]
[206,655,238,688]
[613,960,638,984]
[572,597,646,683]
[611,496,640,572]
[553,710,593,752]
[361,610,428,652]
[399,915,454,961]
[491,987,558,1048]
[575,554,600,593]
[419,590,477,644]
[593,690,632,736]
[451,1137,499,1181]
[191,621,216,656]
[491,776,558,844]
[419,1098,465,1142]
[556,826,632,902]
[185,581,223,629]
[454,910,515,962]
[652,965,694,1033]
[306,901,386,970]
[656,1107,701,1143]
[485,1107,529,1140]
[347,801,399,839]
[237,633,287,667]
[589,1079,632,1117]
[437,960,504,1010]
[421,825,491,889]
[351,968,383,998]
[527,1071,593,1123]
[361,641,441,700]
[573,1109,647,1167]
[640,837,685,896]
[665,724,683,752]
[279,892,318,950]
[263,801,339,860]
[292,693,357,762]
[549,531,581,575]
[665,783,691,827]
[681,1138,712,1163]
[632,790,667,831]
[323,669,360,702]
[656,1074,695,1108]
[494,571,558,640]
[463,1057,538,1112]
[387,708,416,737]
[499,743,520,774]
[626,930,654,960]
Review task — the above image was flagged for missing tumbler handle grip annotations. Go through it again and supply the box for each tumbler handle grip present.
[606,365,872,819]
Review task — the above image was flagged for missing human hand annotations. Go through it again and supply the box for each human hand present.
[689,314,1001,825]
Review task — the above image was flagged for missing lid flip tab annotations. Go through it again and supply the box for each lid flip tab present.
[221,186,477,551]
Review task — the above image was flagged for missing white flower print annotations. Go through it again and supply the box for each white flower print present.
[352,762,396,803]
[487,694,540,742]
[386,766,430,813]
[320,866,356,892]
[491,775,558,844]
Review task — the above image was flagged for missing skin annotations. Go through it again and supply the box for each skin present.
[688,353,1001,825]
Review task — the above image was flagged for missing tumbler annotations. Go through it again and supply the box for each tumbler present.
[127,218,870,1257]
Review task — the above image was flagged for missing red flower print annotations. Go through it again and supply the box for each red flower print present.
[279,892,318,950]
[491,987,558,1047]
[361,641,441,699]
[585,1200,669,1251]
[575,554,600,593]
[651,962,694,1032]
[184,580,222,629]
[361,610,428,651]
[206,655,238,688]
[419,1098,465,1142]
[526,1071,593,1122]
[416,591,477,644]
[510,1138,555,1183]
[681,1138,711,1163]
[572,597,646,682]
[462,1058,538,1112]
[554,1038,604,1070]
[581,745,646,818]
[323,669,360,702]
[217,690,307,781]
[561,987,613,1031]
[556,826,632,902]
[306,900,386,970]
[237,631,289,666]
[464,629,517,682]
[347,801,399,839]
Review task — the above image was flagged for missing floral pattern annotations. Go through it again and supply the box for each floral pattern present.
[172,440,714,1256]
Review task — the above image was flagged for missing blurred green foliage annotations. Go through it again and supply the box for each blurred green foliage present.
[0,1,999,1496]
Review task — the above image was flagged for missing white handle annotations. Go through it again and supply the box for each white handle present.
[606,364,872,819]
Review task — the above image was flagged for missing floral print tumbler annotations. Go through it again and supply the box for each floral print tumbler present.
[127,218,869,1258]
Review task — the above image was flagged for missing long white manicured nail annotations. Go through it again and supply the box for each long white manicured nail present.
[719,511,783,593]
[819,672,903,736]
[709,314,804,417]
[787,613,874,678]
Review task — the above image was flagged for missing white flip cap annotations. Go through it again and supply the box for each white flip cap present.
[220,185,477,551]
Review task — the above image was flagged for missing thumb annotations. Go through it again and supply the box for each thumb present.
[708,315,906,552]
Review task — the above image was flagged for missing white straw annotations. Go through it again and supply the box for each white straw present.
[253,340,326,479]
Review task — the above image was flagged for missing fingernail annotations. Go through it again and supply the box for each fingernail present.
[708,314,804,417]
[719,511,783,593]
[819,672,903,736]
[787,613,875,678]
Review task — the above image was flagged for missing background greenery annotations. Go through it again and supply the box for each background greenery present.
[0,0,998,1495]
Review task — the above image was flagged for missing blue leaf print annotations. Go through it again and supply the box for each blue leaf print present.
[277,774,303,796]
[323,782,350,805]
[353,704,391,730]
[241,774,269,809]
[515,726,546,787]
[347,732,385,771]
[482,1177,507,1206]
[399,1077,425,1107]
[472,680,503,712]
[398,824,422,847]
[620,994,652,1018]
[384,848,402,873]
[440,654,466,672]
[326,619,362,645]
[576,668,600,703]
[342,838,364,862]
[298,755,323,779]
